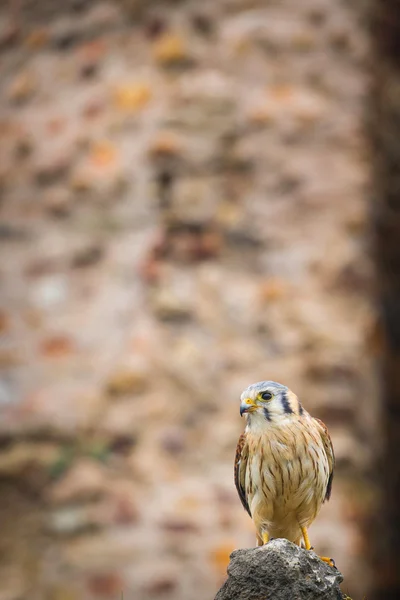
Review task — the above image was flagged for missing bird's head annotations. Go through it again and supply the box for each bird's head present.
[240,380,303,424]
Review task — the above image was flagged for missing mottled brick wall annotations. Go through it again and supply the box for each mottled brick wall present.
[0,1,374,599]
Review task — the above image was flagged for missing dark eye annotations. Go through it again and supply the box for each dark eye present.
[261,391,272,401]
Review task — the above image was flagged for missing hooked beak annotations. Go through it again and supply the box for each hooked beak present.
[240,399,257,416]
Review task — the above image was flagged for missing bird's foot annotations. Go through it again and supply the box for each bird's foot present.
[319,556,336,569]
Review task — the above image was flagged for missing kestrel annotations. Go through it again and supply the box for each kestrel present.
[234,381,335,566]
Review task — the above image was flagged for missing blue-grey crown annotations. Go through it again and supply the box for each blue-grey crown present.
[244,381,288,394]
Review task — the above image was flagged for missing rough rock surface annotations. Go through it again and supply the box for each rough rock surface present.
[215,539,345,600]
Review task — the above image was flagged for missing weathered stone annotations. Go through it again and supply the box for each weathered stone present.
[86,572,124,597]
[14,135,34,159]
[107,481,139,525]
[47,459,108,504]
[34,154,71,186]
[105,368,148,397]
[160,517,200,534]
[70,244,105,268]
[77,39,106,79]
[25,28,50,49]
[143,576,178,595]
[249,85,327,128]
[150,287,193,321]
[0,442,59,476]
[0,348,23,368]
[0,22,19,49]
[42,187,73,217]
[48,505,103,535]
[152,33,192,67]
[215,539,345,600]
[148,131,183,160]
[159,426,186,455]
[6,71,37,103]
[172,176,220,224]
[0,309,10,333]
[31,275,68,309]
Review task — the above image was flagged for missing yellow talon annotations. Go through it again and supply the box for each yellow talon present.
[301,526,311,550]
[319,556,336,568]
[301,527,336,568]
[262,532,269,545]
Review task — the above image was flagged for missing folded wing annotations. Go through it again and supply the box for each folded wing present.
[234,432,251,516]
[313,417,335,501]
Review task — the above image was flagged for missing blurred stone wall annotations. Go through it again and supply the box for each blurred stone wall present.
[0,1,375,599]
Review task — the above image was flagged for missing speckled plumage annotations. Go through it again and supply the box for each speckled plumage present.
[234,381,334,550]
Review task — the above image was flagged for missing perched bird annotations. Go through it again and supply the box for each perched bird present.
[234,381,335,566]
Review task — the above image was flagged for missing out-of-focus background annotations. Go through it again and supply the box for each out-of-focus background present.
[0,1,379,599]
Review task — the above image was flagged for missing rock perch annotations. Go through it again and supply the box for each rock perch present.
[215,539,347,600]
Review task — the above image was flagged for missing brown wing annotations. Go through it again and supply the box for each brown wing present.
[314,417,335,501]
[234,432,251,516]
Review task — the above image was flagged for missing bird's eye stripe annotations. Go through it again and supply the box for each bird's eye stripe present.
[263,407,272,421]
[281,391,294,414]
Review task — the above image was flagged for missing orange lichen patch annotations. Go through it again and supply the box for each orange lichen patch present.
[89,141,118,168]
[259,278,289,303]
[40,335,75,358]
[210,541,236,574]
[113,83,152,111]
[152,33,188,65]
